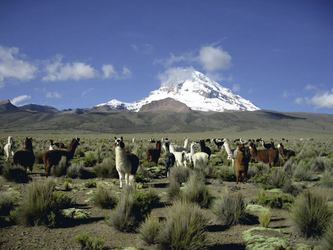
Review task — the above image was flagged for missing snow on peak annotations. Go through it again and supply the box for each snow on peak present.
[98,68,259,112]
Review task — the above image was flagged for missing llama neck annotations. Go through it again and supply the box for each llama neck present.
[164,144,170,154]
[184,139,189,150]
[66,142,78,158]
[224,141,232,156]
[190,144,195,156]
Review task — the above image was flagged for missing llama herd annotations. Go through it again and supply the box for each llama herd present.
[2,135,296,188]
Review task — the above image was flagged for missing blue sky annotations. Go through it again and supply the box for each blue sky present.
[0,0,332,114]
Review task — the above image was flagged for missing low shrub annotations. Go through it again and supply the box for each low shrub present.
[67,162,84,179]
[156,200,208,249]
[322,224,333,250]
[281,181,303,197]
[290,188,333,238]
[216,165,236,182]
[0,193,16,217]
[107,187,158,232]
[170,166,190,184]
[92,187,118,209]
[271,168,289,188]
[319,169,333,188]
[74,231,105,250]
[251,172,274,190]
[2,164,30,183]
[51,156,67,177]
[211,188,246,226]
[93,158,117,178]
[293,161,313,181]
[138,215,160,246]
[255,190,294,209]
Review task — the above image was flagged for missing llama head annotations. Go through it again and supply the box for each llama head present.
[249,141,255,149]
[238,144,246,153]
[24,137,33,150]
[114,137,125,149]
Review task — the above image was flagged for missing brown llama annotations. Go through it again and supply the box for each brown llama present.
[12,137,35,172]
[235,144,250,184]
[277,143,296,164]
[146,140,161,165]
[43,138,80,176]
[249,142,279,167]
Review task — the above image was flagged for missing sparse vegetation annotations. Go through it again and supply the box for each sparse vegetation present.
[74,231,105,250]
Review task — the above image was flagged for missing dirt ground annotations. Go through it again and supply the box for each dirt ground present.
[0,166,326,250]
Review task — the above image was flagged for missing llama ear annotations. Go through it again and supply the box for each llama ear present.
[121,137,123,141]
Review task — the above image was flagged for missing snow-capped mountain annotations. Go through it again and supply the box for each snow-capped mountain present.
[98,68,259,112]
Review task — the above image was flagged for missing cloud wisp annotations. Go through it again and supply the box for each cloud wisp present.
[295,85,333,109]
[11,95,31,106]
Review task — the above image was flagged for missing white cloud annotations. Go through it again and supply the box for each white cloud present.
[102,64,132,79]
[46,91,61,98]
[0,45,37,87]
[198,46,232,72]
[102,64,117,79]
[11,95,31,106]
[42,55,96,81]
[306,90,333,108]
[157,67,194,87]
[233,84,240,92]
[295,97,303,105]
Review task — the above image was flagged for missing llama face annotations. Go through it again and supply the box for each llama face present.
[114,137,125,149]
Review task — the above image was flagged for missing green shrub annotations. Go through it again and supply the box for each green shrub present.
[166,177,182,202]
[107,187,157,232]
[170,166,190,184]
[2,165,30,183]
[14,180,74,227]
[293,161,313,181]
[211,188,246,226]
[0,193,16,217]
[319,169,333,188]
[67,162,84,179]
[254,190,270,207]
[74,231,105,250]
[138,215,160,246]
[251,172,274,190]
[216,165,236,182]
[322,224,333,250]
[93,158,117,178]
[290,188,333,238]
[271,168,289,188]
[182,173,213,208]
[258,209,271,228]
[51,156,67,177]
[93,187,118,209]
[156,200,208,250]
[281,181,303,197]
[85,181,96,188]
[270,194,294,209]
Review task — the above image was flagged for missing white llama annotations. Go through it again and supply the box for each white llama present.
[4,136,15,161]
[114,137,139,188]
[223,138,238,167]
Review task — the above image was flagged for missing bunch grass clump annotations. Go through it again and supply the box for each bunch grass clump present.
[319,169,333,188]
[107,187,159,232]
[138,200,208,249]
[74,231,105,250]
[290,188,333,238]
[14,179,74,227]
[93,158,117,178]
[322,224,333,250]
[211,188,246,226]
[67,162,84,179]
[293,161,313,181]
[2,164,29,183]
[258,208,271,228]
[51,156,67,177]
[182,173,213,208]
[92,187,118,209]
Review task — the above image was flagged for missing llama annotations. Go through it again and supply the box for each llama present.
[163,141,175,177]
[114,137,139,188]
[188,142,209,169]
[199,140,211,159]
[43,138,80,176]
[277,143,295,164]
[249,141,279,168]
[212,138,224,149]
[260,139,274,149]
[235,144,250,184]
[4,136,15,161]
[12,137,35,172]
[171,137,190,152]
[222,138,238,166]
[146,140,161,165]
[169,144,187,167]
[49,140,66,150]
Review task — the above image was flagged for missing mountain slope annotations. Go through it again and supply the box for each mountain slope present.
[99,68,259,112]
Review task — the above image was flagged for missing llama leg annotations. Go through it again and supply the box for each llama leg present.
[129,174,135,186]
[118,171,124,188]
